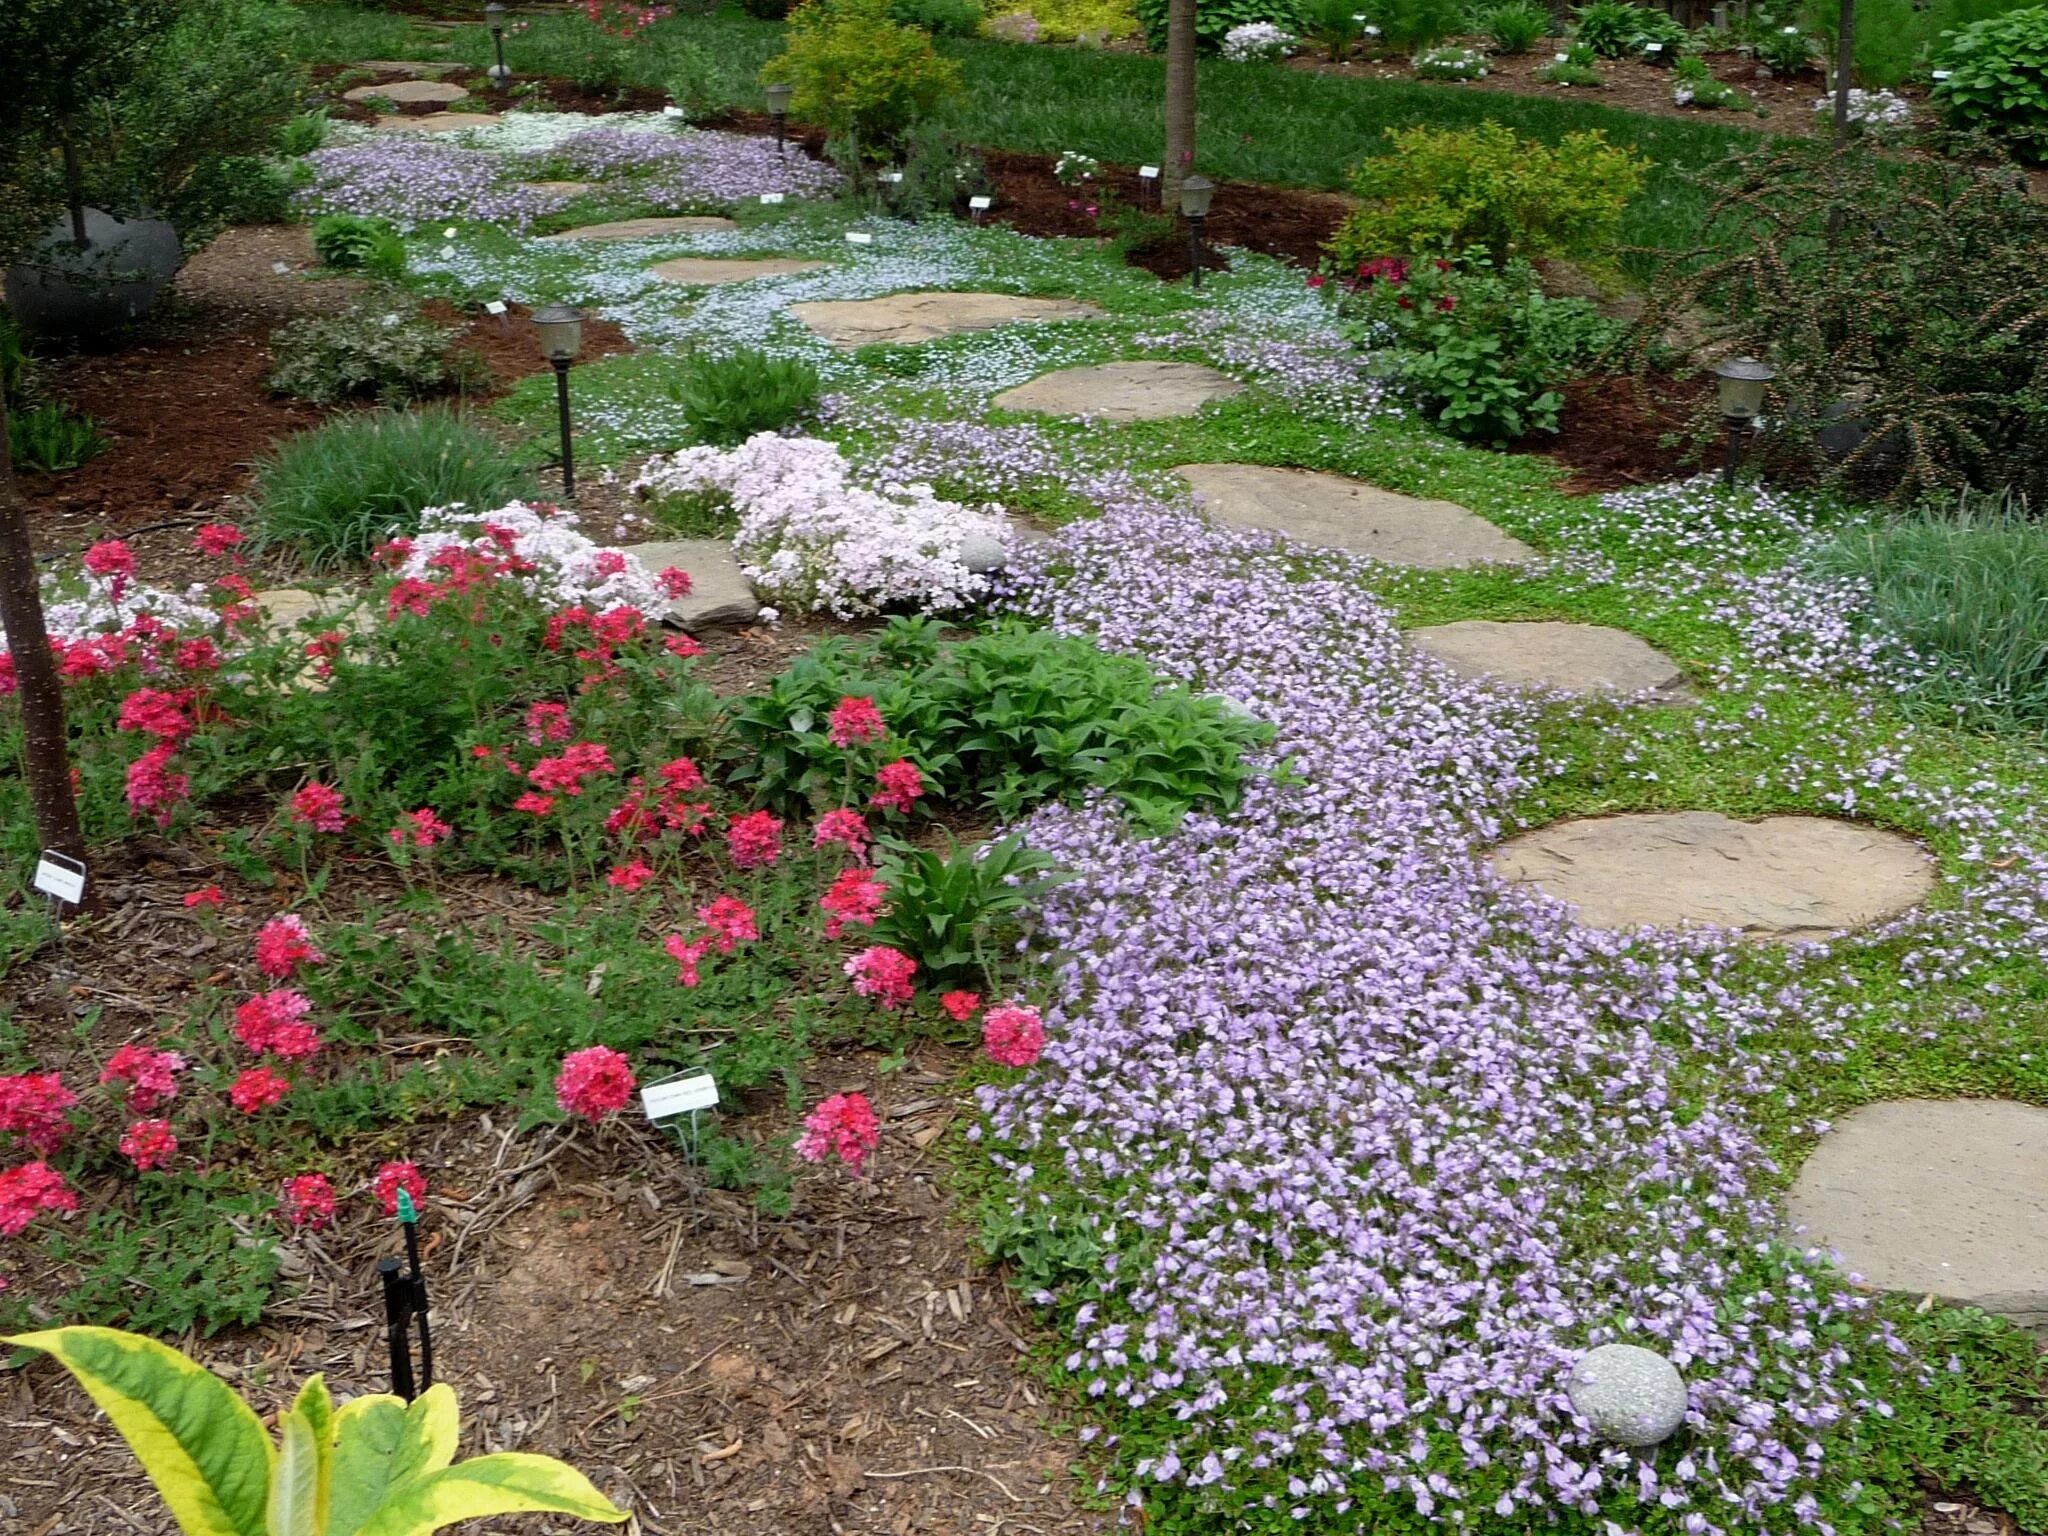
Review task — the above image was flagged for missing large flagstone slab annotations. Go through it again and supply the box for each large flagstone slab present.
[790,291,1100,347]
[619,539,759,630]
[370,112,502,134]
[1788,1099,2048,1326]
[1488,811,1933,940]
[1177,463,1535,568]
[993,362,1241,422]
[344,79,468,104]
[1409,620,1689,698]
[649,256,828,286]
[541,216,740,241]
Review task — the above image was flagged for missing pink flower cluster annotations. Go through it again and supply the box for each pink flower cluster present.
[555,1045,636,1122]
[796,1091,881,1175]
[234,990,322,1060]
[844,945,917,1010]
[100,1045,186,1113]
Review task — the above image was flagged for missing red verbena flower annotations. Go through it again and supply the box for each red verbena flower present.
[513,791,557,816]
[281,1172,335,1230]
[524,701,573,746]
[819,868,884,940]
[0,1074,77,1157]
[0,1161,78,1236]
[982,1002,1046,1068]
[870,759,925,816]
[83,538,135,583]
[125,743,190,826]
[698,895,758,953]
[725,809,783,869]
[607,858,656,892]
[828,695,886,748]
[940,990,982,1022]
[389,807,453,849]
[175,637,222,672]
[289,781,346,833]
[795,1092,881,1175]
[117,687,196,742]
[100,1045,187,1113]
[255,915,323,979]
[230,1066,291,1114]
[811,808,871,861]
[183,885,226,909]
[656,565,693,598]
[844,945,916,1009]
[663,932,710,987]
[372,1160,428,1217]
[194,523,246,558]
[119,1118,179,1172]
[528,741,613,796]
[663,633,703,659]
[657,756,704,794]
[555,1045,635,1122]
[234,990,321,1059]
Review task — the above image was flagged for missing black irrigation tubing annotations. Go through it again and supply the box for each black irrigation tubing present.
[35,516,211,564]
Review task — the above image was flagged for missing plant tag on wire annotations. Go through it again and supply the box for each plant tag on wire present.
[845,230,874,245]
[969,195,993,210]
[642,1071,718,1122]
[1138,165,1160,179]
[271,261,291,275]
[484,299,508,316]
[759,191,785,205]
[33,852,86,907]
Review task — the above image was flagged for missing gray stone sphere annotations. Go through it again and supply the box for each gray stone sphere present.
[1566,1343,1688,1447]
[5,209,182,337]
[959,532,1008,574]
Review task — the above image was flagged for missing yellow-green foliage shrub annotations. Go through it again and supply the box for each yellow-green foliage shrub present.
[762,0,963,160]
[1018,0,1141,41]
[1326,122,1648,271]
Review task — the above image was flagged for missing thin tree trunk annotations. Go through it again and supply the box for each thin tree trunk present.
[1832,0,1854,144]
[1163,0,1196,205]
[61,132,88,249]
[0,393,86,864]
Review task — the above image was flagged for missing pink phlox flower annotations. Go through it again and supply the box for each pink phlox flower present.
[819,869,885,940]
[0,1161,79,1235]
[99,1045,187,1113]
[698,895,759,953]
[725,809,784,869]
[828,695,886,748]
[812,808,872,860]
[663,931,712,987]
[289,781,347,833]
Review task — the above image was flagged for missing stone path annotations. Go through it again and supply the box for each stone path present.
[1177,463,1535,568]
[1488,811,1933,939]
[1787,1099,2048,1326]
[520,180,594,199]
[344,80,468,104]
[649,256,829,287]
[255,588,359,635]
[370,112,501,134]
[993,362,1241,422]
[541,216,740,242]
[790,291,1100,348]
[620,539,759,630]
[1409,620,1690,699]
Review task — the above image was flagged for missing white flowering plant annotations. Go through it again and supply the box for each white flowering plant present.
[1220,20,1297,59]
[389,502,671,613]
[1053,150,1102,184]
[1412,44,1489,77]
[1817,88,1912,128]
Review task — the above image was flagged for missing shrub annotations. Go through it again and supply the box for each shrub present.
[1328,122,1648,270]
[1296,0,1365,56]
[1539,38,1604,80]
[1019,0,1140,40]
[311,212,406,277]
[1572,0,1682,55]
[8,401,110,472]
[279,109,328,156]
[762,0,962,164]
[1752,20,1818,71]
[1364,0,1467,48]
[889,0,987,34]
[1132,0,1304,51]
[251,406,535,569]
[1633,135,2048,504]
[265,297,488,407]
[1933,6,2048,160]
[1672,53,1747,106]
[1223,19,1299,57]
[669,347,822,445]
[1480,0,1552,53]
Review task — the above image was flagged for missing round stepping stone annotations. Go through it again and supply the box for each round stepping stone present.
[649,256,828,286]
[1488,811,1933,940]
[993,362,1241,422]
[1789,1099,2048,1325]
[541,216,739,241]
[1409,620,1689,699]
[521,180,594,199]
[619,539,759,630]
[1177,463,1534,569]
[790,291,1100,348]
[344,79,468,104]
[370,112,501,134]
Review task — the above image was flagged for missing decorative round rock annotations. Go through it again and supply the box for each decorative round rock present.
[540,216,740,241]
[790,291,1100,347]
[1566,1345,1688,1447]
[1410,620,1689,698]
[343,79,468,104]
[648,256,828,286]
[1489,812,1934,939]
[1788,1099,2048,1326]
[1176,463,1534,569]
[993,362,1242,422]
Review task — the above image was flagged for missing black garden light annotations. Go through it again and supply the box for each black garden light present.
[485,2,510,89]
[1179,174,1215,290]
[1713,355,1776,489]
[534,303,584,497]
[764,82,794,155]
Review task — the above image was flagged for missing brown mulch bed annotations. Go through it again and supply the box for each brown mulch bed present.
[1510,370,1716,493]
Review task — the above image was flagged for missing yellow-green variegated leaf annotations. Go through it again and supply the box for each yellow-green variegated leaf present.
[268,1409,320,1536]
[291,1377,335,1533]
[353,1452,627,1536]
[328,1387,457,1536]
[5,1327,273,1536]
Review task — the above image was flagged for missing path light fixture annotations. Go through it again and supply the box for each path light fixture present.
[1713,355,1776,489]
[764,82,794,156]
[534,303,584,498]
[485,2,511,89]
[1179,174,1215,290]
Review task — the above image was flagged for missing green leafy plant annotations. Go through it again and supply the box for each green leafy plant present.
[1479,0,1551,53]
[871,833,1070,984]
[8,399,109,472]
[1672,52,1747,106]
[1752,19,1818,71]
[1365,0,1467,48]
[1538,38,1605,80]
[890,0,987,35]
[5,1326,628,1536]
[312,214,407,279]
[266,298,487,408]
[1132,0,1305,51]
[1328,121,1648,270]
[762,0,963,164]
[1933,5,2048,160]
[1413,42,1489,75]
[1572,0,1682,55]
[669,346,822,445]
[280,109,329,157]
[250,406,535,569]
[1299,0,1366,59]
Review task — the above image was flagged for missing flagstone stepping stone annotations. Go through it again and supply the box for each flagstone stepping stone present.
[993,362,1241,422]
[789,291,1101,348]
[344,79,468,104]
[1177,463,1535,569]
[1788,1099,2048,1326]
[370,112,501,134]
[540,216,740,241]
[620,539,760,630]
[1409,620,1690,699]
[521,181,594,199]
[649,256,828,286]
[1488,811,1933,940]
[254,588,359,635]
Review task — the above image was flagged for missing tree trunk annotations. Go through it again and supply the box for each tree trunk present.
[1163,0,1196,205]
[1832,0,1854,144]
[0,393,87,864]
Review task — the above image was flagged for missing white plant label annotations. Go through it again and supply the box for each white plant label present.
[880,171,904,183]
[969,195,993,210]
[484,299,508,316]
[271,261,291,275]
[1138,165,1160,179]
[759,191,785,205]
[663,104,686,117]
[1643,41,1662,50]
[642,1071,718,1121]
[845,230,874,245]
[33,853,86,907]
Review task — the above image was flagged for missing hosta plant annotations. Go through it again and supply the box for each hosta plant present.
[5,1326,627,1536]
